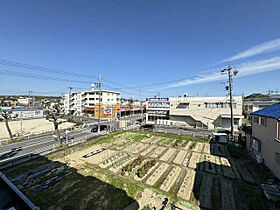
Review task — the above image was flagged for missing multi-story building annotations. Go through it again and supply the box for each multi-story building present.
[169,95,243,130]
[18,97,33,106]
[243,94,280,120]
[247,104,280,179]
[145,98,172,123]
[64,85,120,118]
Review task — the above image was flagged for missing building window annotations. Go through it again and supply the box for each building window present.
[252,138,261,152]
[176,103,189,109]
[260,117,266,126]
[254,116,259,124]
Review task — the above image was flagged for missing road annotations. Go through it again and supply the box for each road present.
[0,128,91,162]
[0,115,210,163]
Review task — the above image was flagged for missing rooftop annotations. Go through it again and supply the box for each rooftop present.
[251,103,280,119]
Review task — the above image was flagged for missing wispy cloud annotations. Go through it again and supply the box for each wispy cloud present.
[225,38,280,62]
[166,56,280,89]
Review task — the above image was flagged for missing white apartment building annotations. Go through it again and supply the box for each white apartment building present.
[169,96,243,130]
[18,97,32,105]
[64,85,120,117]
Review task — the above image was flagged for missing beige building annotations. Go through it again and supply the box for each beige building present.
[169,96,243,130]
[64,84,120,118]
[248,104,280,179]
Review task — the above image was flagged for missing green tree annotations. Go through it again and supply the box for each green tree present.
[44,100,71,145]
[0,108,18,139]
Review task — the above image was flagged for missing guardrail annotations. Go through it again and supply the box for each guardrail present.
[0,172,40,209]
[153,128,210,138]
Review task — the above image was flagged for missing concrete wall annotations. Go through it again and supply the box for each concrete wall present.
[252,116,280,179]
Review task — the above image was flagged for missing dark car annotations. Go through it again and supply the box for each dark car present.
[139,124,155,131]
[91,124,109,132]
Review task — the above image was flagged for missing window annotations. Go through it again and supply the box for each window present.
[254,116,259,124]
[260,117,266,126]
[176,103,189,109]
[252,138,261,152]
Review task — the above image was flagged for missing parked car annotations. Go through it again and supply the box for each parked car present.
[210,129,230,143]
[139,124,155,131]
[91,124,109,132]
[52,134,73,141]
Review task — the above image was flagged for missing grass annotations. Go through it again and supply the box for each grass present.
[239,182,271,210]
[4,157,51,178]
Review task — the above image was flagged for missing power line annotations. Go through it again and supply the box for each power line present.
[0,69,91,84]
[0,58,99,80]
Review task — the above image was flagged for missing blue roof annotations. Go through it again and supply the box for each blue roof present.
[251,103,280,119]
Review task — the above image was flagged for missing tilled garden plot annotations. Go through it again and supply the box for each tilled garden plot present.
[188,152,201,169]
[130,142,149,154]
[109,156,136,173]
[17,164,67,189]
[133,162,159,181]
[177,169,196,201]
[203,143,210,154]
[146,163,169,186]
[182,153,192,167]
[140,145,156,156]
[204,154,217,174]
[160,148,177,162]
[220,178,237,210]
[160,166,181,192]
[98,150,123,168]
[183,141,193,150]
[148,147,167,159]
[191,142,204,153]
[173,150,188,165]
[235,161,255,184]
[220,157,235,179]
[199,174,214,209]
[141,136,157,143]
[212,144,227,156]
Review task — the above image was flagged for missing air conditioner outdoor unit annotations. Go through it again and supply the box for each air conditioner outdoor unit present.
[255,155,263,164]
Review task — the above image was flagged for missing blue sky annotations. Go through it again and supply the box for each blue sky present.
[1,0,280,98]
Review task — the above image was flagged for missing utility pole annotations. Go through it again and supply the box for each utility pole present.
[20,107,23,138]
[95,76,102,134]
[140,88,143,123]
[68,87,72,115]
[221,65,238,141]
[28,91,32,107]
[111,103,114,131]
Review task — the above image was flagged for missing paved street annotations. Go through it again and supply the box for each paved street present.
[0,128,91,162]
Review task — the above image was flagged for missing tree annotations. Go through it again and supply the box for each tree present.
[128,97,134,117]
[44,100,71,145]
[0,108,18,139]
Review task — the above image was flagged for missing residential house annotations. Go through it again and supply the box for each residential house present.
[248,103,280,179]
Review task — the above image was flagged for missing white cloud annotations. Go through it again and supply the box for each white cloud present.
[166,56,280,88]
[225,38,280,62]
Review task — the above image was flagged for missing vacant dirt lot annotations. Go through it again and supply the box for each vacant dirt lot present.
[0,118,74,139]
